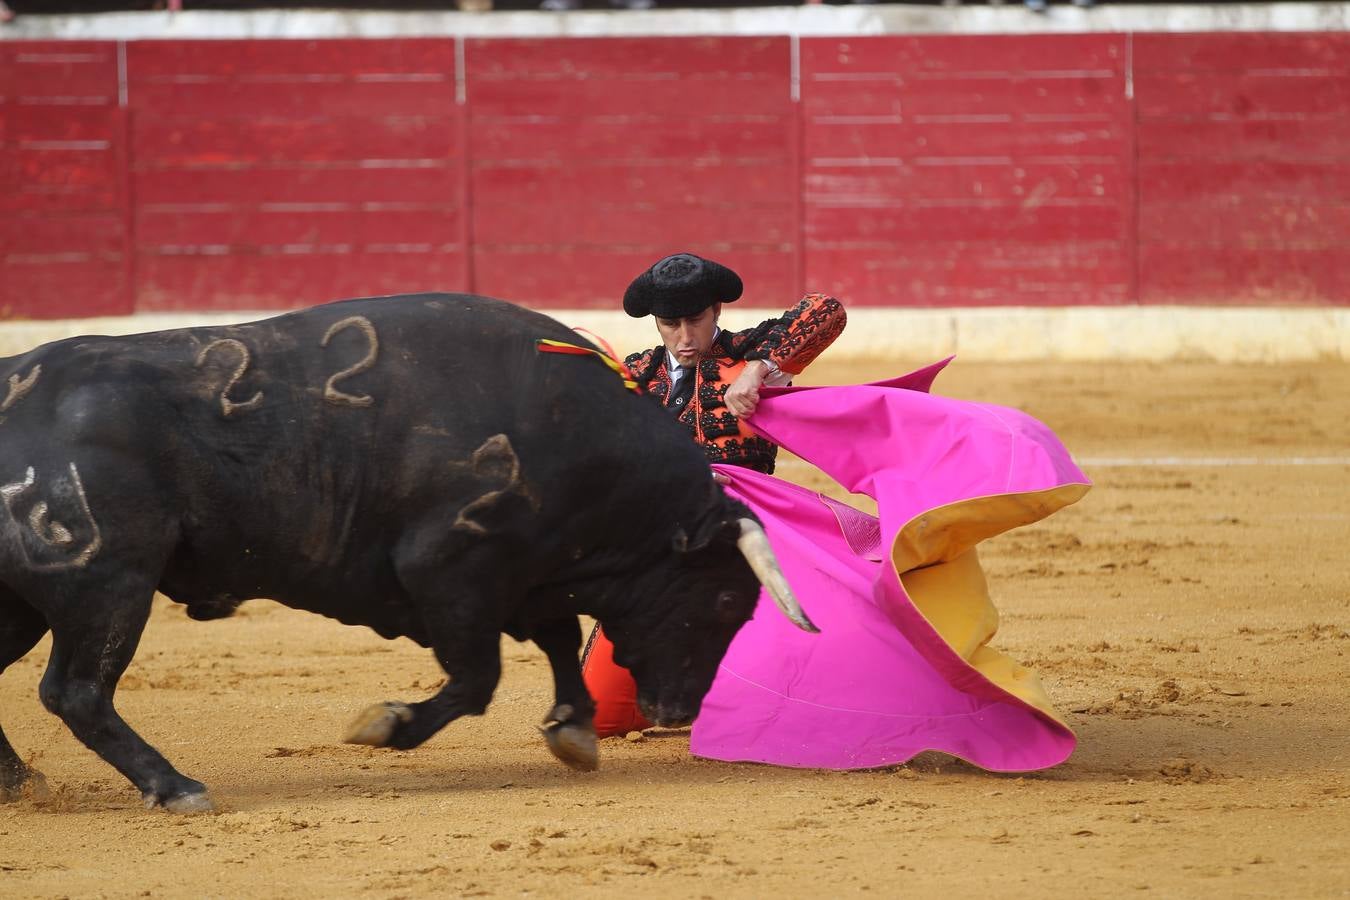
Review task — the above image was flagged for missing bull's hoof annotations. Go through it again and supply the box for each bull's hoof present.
[0,769,49,804]
[344,701,414,747]
[539,707,598,772]
[145,790,215,814]
[544,724,599,772]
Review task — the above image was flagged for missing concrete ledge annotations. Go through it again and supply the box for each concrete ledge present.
[2,306,1345,363]
[3,3,1350,39]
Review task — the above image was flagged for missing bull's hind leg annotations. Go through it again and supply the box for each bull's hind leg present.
[533,617,598,772]
[40,583,212,813]
[0,587,50,802]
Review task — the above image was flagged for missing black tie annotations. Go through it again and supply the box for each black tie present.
[666,369,695,415]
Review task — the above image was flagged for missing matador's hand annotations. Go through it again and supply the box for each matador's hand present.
[724,361,770,418]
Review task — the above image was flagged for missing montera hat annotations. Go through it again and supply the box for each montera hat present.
[622,253,744,319]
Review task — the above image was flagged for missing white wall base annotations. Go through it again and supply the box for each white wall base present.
[2,306,1345,363]
[4,4,1350,40]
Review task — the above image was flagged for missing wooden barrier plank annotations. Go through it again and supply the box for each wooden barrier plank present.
[128,80,455,117]
[470,79,789,118]
[1136,72,1350,118]
[473,246,799,309]
[1140,197,1350,245]
[3,147,120,214]
[127,38,456,76]
[1139,244,1344,306]
[134,207,463,248]
[127,38,467,310]
[1135,32,1350,304]
[467,36,789,78]
[4,259,130,318]
[1131,31,1350,71]
[1140,160,1350,196]
[804,121,1125,161]
[804,75,1126,119]
[801,33,1131,307]
[1,212,126,254]
[0,42,119,99]
[808,201,1125,243]
[0,41,129,318]
[1137,116,1350,161]
[475,202,794,247]
[468,37,796,308]
[4,104,121,142]
[801,33,1126,72]
[131,116,461,166]
[136,249,467,312]
[471,116,793,161]
[132,165,461,206]
[473,161,797,207]
[805,161,1125,203]
[806,243,1130,306]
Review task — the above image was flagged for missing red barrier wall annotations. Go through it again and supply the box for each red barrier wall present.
[3,32,1348,318]
[1,42,131,317]
[127,38,466,311]
[466,37,800,308]
[1134,32,1350,305]
[801,34,1133,306]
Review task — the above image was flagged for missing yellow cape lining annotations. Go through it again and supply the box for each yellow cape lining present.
[894,484,1091,728]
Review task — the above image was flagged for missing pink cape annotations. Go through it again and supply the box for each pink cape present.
[692,359,1090,771]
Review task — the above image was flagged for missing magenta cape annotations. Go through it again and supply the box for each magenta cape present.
[692,359,1090,772]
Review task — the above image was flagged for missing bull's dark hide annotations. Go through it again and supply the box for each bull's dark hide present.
[0,293,765,812]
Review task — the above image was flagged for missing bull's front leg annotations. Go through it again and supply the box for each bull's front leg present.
[350,504,535,756]
[532,616,598,772]
[344,623,501,751]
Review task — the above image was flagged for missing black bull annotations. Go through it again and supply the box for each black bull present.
[0,293,814,813]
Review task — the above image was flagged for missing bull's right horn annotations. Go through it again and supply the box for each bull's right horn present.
[736,518,820,633]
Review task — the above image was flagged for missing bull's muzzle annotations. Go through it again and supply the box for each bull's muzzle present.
[736,518,819,633]
[638,699,694,730]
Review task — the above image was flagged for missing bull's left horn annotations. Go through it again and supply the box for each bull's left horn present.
[736,518,820,633]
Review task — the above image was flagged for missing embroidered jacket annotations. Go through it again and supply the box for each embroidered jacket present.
[625,293,846,474]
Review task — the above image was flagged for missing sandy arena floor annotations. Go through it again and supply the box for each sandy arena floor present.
[1,359,1347,898]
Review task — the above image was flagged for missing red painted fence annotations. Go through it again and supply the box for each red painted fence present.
[3,32,1348,318]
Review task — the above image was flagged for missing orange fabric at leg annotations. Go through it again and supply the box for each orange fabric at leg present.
[581,625,652,738]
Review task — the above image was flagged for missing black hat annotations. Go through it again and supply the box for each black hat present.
[622,253,743,319]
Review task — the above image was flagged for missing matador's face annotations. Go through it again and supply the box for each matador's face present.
[655,303,721,369]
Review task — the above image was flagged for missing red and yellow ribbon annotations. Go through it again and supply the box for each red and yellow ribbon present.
[537,331,641,395]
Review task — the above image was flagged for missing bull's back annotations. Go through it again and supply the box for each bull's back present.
[0,294,645,598]
[0,293,706,622]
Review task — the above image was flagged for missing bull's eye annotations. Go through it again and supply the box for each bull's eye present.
[715,590,743,621]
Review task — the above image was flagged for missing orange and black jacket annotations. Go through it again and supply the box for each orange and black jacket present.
[624,293,846,474]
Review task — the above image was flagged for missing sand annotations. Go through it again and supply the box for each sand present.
[1,360,1347,898]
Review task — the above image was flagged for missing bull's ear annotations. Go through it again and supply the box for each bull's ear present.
[673,515,742,554]
[710,517,743,547]
[676,497,760,554]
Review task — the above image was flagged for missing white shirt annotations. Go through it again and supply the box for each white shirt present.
[666,327,791,392]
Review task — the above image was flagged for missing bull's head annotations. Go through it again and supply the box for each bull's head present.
[602,506,815,728]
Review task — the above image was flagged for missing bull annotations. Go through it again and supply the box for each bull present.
[0,293,814,813]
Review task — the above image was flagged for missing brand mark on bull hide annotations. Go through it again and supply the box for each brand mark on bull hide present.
[0,463,104,570]
[452,434,538,535]
[195,339,265,417]
[320,316,379,408]
[1,365,41,413]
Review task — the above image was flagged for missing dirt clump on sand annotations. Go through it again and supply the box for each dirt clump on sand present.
[1,361,1347,897]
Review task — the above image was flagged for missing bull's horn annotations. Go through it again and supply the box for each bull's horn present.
[736,518,819,633]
